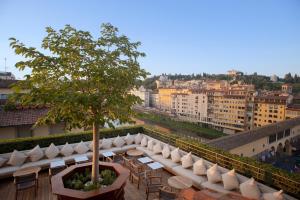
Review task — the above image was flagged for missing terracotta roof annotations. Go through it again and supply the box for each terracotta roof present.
[0,80,18,88]
[0,108,48,127]
[207,116,300,151]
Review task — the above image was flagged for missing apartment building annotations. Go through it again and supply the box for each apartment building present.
[171,91,208,123]
[209,88,253,134]
[158,88,190,111]
[253,95,291,127]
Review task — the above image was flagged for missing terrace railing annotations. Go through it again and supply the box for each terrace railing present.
[143,127,300,198]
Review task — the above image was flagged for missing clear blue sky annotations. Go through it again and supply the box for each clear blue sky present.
[0,0,299,79]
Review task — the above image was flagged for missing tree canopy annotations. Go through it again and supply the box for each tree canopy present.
[9,23,148,129]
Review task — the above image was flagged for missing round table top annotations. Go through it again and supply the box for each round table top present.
[13,166,41,177]
[168,175,193,190]
[126,149,144,157]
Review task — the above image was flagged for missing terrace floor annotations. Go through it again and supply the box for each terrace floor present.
[0,167,195,200]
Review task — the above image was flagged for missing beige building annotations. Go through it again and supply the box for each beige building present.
[131,86,150,107]
[208,117,300,158]
[171,92,208,123]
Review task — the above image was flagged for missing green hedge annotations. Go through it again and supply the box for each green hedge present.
[0,126,143,154]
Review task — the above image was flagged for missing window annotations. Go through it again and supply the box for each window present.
[269,134,276,143]
[284,129,290,137]
[277,131,284,140]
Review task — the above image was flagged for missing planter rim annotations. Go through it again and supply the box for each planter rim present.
[51,161,129,199]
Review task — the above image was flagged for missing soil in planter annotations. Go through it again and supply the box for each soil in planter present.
[64,168,117,191]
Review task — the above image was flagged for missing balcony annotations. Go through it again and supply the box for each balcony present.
[0,126,298,200]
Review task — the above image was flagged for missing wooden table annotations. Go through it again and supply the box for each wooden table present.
[13,166,41,179]
[168,175,193,190]
[193,189,252,200]
[126,149,144,157]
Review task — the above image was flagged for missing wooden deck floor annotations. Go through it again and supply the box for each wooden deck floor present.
[0,168,175,200]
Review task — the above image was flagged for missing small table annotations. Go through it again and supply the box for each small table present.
[138,156,153,164]
[74,155,89,164]
[168,176,193,190]
[147,161,164,170]
[102,151,115,158]
[13,166,41,178]
[126,149,144,157]
[50,160,66,169]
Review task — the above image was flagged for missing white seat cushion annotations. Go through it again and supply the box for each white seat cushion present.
[171,148,181,163]
[263,190,284,200]
[0,166,20,178]
[151,154,179,169]
[61,142,74,157]
[172,165,206,188]
[222,169,239,190]
[113,136,125,147]
[21,157,62,169]
[240,178,261,200]
[207,164,222,183]
[27,145,44,162]
[181,152,193,169]
[124,133,134,145]
[162,144,171,159]
[8,150,28,166]
[134,133,143,144]
[45,143,60,159]
[193,158,207,175]
[74,141,89,154]
[153,142,162,154]
[201,181,231,194]
[140,137,148,147]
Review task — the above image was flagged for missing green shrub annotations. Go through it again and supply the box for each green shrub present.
[0,125,143,154]
[100,169,117,185]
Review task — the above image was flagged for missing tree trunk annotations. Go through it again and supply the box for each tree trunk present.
[91,122,99,183]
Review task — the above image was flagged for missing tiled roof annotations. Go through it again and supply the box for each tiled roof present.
[207,116,300,151]
[0,107,48,127]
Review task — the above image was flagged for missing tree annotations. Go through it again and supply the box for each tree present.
[9,23,147,183]
[284,72,293,83]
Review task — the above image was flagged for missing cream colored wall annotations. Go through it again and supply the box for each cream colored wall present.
[230,125,300,157]
[32,125,49,137]
[0,127,16,139]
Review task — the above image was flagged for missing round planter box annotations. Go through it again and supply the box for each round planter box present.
[51,162,130,200]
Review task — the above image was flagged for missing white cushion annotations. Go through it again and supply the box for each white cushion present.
[74,141,89,154]
[207,164,222,183]
[181,152,193,168]
[147,140,154,151]
[153,142,162,154]
[8,150,27,166]
[113,136,125,147]
[240,178,261,199]
[102,138,112,149]
[135,133,143,144]
[141,136,148,147]
[222,169,239,190]
[171,148,181,163]
[27,145,44,162]
[0,157,7,167]
[162,144,171,159]
[124,133,134,145]
[263,190,284,200]
[193,158,206,175]
[45,143,60,159]
[61,142,74,157]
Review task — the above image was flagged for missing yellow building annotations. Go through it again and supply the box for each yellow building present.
[158,88,190,111]
[285,106,300,119]
[209,88,253,134]
[253,96,289,127]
